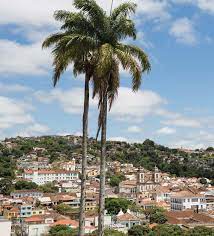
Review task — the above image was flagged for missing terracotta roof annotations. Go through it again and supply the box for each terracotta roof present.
[52,219,79,228]
[165,211,214,225]
[117,213,139,221]
[24,169,79,174]
[25,215,43,223]
[171,190,203,198]
[9,207,19,213]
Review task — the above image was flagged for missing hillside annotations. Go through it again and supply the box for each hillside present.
[1,135,214,181]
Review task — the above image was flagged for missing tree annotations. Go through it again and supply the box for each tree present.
[105,198,132,215]
[15,180,38,190]
[55,204,78,216]
[0,178,13,195]
[188,226,214,236]
[150,211,167,224]
[88,4,151,236]
[109,174,125,187]
[48,225,77,236]
[153,225,184,236]
[90,229,125,236]
[38,182,58,193]
[128,225,151,236]
[42,2,99,234]
[43,1,151,235]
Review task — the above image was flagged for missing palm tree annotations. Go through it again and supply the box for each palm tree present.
[42,1,150,235]
[89,3,151,236]
[42,4,102,235]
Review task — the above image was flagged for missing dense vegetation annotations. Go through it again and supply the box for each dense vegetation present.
[128,225,214,236]
[0,135,213,191]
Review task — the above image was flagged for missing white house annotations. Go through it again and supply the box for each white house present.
[170,190,206,211]
[0,218,11,236]
[23,169,79,185]
[60,159,76,171]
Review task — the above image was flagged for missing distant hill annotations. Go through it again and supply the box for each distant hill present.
[1,135,214,180]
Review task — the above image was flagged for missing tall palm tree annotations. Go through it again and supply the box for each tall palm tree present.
[42,4,102,235]
[42,1,150,236]
[88,3,151,236]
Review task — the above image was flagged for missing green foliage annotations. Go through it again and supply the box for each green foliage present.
[150,211,167,224]
[0,178,13,195]
[48,225,77,236]
[15,180,38,190]
[109,174,126,187]
[128,225,214,236]
[56,204,77,216]
[105,198,132,215]
[143,207,166,224]
[128,225,151,236]
[153,225,183,236]
[0,155,15,179]
[188,226,214,236]
[38,182,58,193]
[90,229,126,236]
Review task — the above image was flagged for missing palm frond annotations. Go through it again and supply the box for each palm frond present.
[121,44,151,72]
[111,2,137,20]
[74,0,106,30]
[42,32,68,49]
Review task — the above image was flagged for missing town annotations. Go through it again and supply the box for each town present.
[0,135,213,235]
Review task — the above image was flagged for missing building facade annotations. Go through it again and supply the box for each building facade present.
[23,169,79,185]
[170,191,207,211]
[137,167,161,193]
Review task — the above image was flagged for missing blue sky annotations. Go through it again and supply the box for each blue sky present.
[0,0,214,149]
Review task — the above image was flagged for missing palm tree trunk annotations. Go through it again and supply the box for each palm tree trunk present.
[98,90,108,236]
[79,73,90,236]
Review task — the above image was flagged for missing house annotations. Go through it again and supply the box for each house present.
[119,180,137,195]
[20,204,33,218]
[204,190,214,210]
[116,209,141,230]
[0,217,11,236]
[170,190,206,211]
[52,219,79,228]
[3,207,20,220]
[60,159,76,171]
[152,186,171,202]
[11,190,43,199]
[23,169,79,185]
[165,210,214,228]
[25,215,55,236]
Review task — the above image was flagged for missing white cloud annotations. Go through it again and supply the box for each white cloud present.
[127,125,142,133]
[162,117,201,127]
[35,87,166,121]
[0,0,170,29]
[110,87,166,122]
[35,88,97,114]
[0,96,34,129]
[108,137,128,142]
[0,83,31,93]
[27,123,50,133]
[169,18,197,45]
[0,40,51,75]
[157,126,176,135]
[137,0,170,21]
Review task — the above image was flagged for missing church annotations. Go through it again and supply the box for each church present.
[137,166,161,193]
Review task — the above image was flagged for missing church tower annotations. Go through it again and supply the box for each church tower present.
[154,166,161,183]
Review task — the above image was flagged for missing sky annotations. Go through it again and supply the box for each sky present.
[0,0,214,149]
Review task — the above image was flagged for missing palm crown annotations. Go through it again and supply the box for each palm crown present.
[42,0,151,102]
